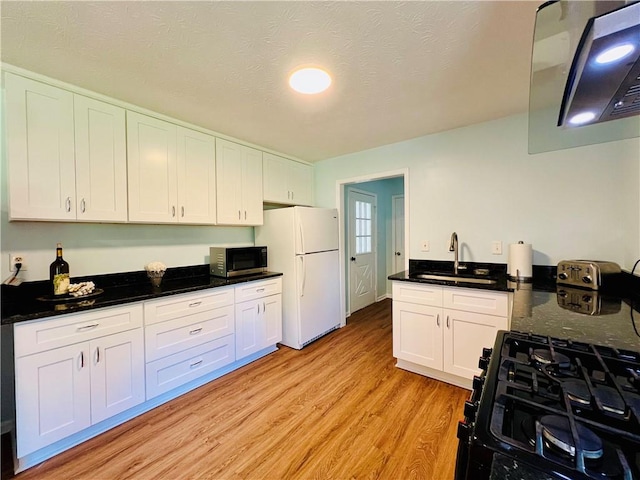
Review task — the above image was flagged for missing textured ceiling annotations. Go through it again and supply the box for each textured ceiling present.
[1,1,538,162]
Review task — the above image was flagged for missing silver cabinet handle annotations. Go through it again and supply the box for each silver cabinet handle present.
[446,316,450,328]
[95,347,100,364]
[244,210,247,220]
[81,198,86,213]
[66,197,72,212]
[263,301,266,312]
[190,359,203,368]
[291,191,294,200]
[436,314,440,327]
[238,210,241,220]
[189,327,203,335]
[80,351,84,369]
[172,206,176,217]
[189,301,202,308]
[181,206,185,217]
[257,303,260,314]
[77,323,99,331]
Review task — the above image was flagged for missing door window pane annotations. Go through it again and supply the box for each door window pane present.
[355,200,372,255]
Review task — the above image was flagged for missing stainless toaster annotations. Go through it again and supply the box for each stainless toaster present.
[556,260,621,290]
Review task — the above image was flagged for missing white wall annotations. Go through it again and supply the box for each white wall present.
[315,113,640,271]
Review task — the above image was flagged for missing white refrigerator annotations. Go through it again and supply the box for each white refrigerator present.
[255,207,341,349]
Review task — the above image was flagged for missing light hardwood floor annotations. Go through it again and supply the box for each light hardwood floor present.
[12,299,469,480]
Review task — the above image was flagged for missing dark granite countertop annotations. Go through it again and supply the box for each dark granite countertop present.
[1,265,283,325]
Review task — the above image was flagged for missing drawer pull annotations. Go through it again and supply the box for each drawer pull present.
[77,323,99,331]
[189,327,203,335]
[190,359,203,368]
[189,301,202,308]
[256,288,265,293]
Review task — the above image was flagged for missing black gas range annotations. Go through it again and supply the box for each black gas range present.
[455,330,640,480]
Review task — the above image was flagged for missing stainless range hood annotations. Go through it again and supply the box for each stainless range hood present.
[529,1,640,154]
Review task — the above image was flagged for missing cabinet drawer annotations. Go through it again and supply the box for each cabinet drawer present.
[14,304,143,358]
[392,281,443,307]
[144,288,234,326]
[145,335,235,399]
[443,287,508,317]
[145,304,234,362]
[234,277,282,303]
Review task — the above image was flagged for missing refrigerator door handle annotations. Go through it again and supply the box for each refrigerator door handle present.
[299,256,306,297]
[298,222,305,254]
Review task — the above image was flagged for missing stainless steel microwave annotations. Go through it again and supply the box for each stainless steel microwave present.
[210,246,267,277]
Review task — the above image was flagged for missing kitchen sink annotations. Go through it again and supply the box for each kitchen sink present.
[410,273,497,285]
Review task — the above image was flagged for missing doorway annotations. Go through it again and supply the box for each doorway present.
[338,169,409,320]
[348,189,377,314]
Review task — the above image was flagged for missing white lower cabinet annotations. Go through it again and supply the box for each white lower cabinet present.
[235,278,283,360]
[392,281,509,388]
[14,305,144,457]
[143,288,236,399]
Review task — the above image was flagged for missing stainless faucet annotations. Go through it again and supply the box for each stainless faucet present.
[449,232,459,274]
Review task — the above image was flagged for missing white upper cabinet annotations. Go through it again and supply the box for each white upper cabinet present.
[74,95,128,222]
[263,152,313,206]
[127,112,217,224]
[176,126,217,224]
[6,73,77,221]
[216,138,263,225]
[127,111,178,223]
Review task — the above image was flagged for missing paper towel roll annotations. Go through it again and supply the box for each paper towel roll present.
[508,242,533,280]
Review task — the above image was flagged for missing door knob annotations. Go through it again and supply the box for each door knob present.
[350,257,356,262]
[395,251,401,256]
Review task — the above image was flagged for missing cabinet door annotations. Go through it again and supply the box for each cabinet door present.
[443,309,508,379]
[392,301,443,370]
[235,299,263,360]
[215,138,244,224]
[90,329,145,424]
[6,73,76,221]
[15,343,91,457]
[262,294,282,346]
[127,111,178,223]
[263,152,290,204]
[176,127,217,224]
[288,161,313,206]
[241,146,263,225]
[74,95,127,222]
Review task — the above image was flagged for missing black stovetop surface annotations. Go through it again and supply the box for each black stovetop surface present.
[478,331,640,480]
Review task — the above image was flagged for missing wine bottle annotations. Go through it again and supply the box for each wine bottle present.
[50,243,70,295]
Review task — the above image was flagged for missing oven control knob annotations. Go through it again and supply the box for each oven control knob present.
[558,272,568,280]
[478,356,490,370]
[472,375,485,392]
[464,401,478,420]
[482,347,493,357]
[457,421,471,441]
[582,275,592,284]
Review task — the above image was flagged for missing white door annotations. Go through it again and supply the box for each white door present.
[296,250,341,346]
[15,343,91,457]
[126,111,178,223]
[392,195,405,273]
[348,190,377,313]
[216,138,245,225]
[241,146,264,225]
[90,329,145,424]
[74,95,128,222]
[235,299,262,360]
[6,73,76,221]
[176,126,217,224]
[392,302,443,370]
[295,207,339,254]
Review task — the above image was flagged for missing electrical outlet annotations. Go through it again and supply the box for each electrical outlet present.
[491,241,502,255]
[421,240,430,252]
[10,254,26,271]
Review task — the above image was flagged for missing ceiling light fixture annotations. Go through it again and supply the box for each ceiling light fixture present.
[289,67,332,94]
